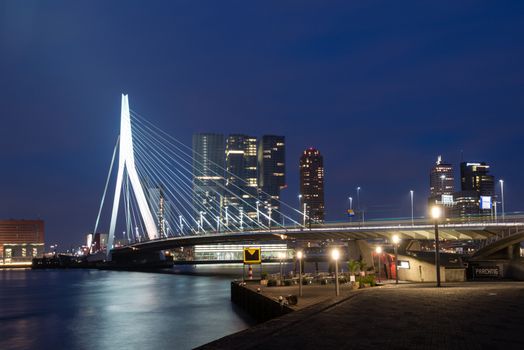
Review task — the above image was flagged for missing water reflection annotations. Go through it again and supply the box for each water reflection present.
[0,269,254,350]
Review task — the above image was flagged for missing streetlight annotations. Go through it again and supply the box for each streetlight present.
[356,187,361,211]
[431,205,442,287]
[303,203,308,227]
[410,190,414,226]
[375,246,382,283]
[256,200,260,224]
[392,235,400,284]
[332,248,340,296]
[278,252,285,285]
[296,251,303,297]
[499,180,505,222]
[348,196,353,210]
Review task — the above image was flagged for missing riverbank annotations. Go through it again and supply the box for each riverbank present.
[200,282,524,349]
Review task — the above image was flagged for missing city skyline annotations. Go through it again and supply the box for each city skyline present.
[1,1,523,247]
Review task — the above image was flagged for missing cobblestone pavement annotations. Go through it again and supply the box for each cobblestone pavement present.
[246,282,358,310]
[200,282,524,349]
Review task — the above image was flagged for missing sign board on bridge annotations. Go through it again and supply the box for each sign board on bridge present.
[243,247,261,264]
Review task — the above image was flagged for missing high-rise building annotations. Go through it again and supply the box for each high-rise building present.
[460,162,495,197]
[299,147,325,224]
[225,135,259,225]
[453,162,495,217]
[258,135,286,225]
[429,156,455,206]
[192,133,225,229]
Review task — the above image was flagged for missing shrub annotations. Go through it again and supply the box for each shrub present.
[267,279,278,287]
[358,275,376,286]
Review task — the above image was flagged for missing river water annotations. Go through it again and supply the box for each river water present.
[0,268,255,350]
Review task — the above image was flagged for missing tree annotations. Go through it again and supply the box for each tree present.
[347,259,359,276]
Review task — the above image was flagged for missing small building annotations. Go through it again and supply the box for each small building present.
[0,219,45,265]
[396,251,466,282]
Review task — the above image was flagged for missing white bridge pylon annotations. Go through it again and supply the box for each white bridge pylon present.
[107,94,159,256]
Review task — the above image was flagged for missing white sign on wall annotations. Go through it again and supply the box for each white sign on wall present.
[480,196,492,210]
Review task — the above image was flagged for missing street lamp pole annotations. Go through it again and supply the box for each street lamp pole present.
[431,206,442,287]
[357,187,361,211]
[499,180,505,222]
[375,246,382,283]
[348,196,353,222]
[279,252,284,285]
[297,251,303,297]
[392,235,400,284]
[303,203,307,227]
[332,248,340,296]
[256,200,260,224]
[410,190,414,226]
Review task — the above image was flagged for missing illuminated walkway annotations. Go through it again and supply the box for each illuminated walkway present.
[200,282,524,349]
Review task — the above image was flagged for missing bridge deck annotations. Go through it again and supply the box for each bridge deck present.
[113,221,524,253]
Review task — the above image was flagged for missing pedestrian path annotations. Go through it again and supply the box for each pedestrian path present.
[200,282,524,349]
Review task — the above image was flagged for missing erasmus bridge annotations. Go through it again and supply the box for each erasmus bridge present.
[93,95,524,264]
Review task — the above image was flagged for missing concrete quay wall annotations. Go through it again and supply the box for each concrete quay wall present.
[230,282,293,323]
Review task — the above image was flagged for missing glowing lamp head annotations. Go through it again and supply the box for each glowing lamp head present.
[392,235,400,244]
[331,248,340,260]
[431,206,442,220]
[296,251,303,260]
[375,246,382,254]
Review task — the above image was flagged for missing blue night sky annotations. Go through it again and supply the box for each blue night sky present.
[1,1,523,248]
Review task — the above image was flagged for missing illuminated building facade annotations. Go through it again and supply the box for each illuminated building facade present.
[429,156,455,201]
[258,135,286,225]
[460,162,495,196]
[428,156,455,217]
[299,147,325,223]
[454,162,495,217]
[225,135,259,223]
[0,219,44,264]
[192,133,226,228]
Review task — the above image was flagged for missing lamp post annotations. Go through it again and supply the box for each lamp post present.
[410,190,414,226]
[375,246,382,283]
[348,196,353,222]
[499,180,505,222]
[297,251,303,297]
[357,187,361,210]
[332,248,340,296]
[279,252,285,285]
[303,203,307,227]
[256,200,260,224]
[356,187,361,222]
[440,174,446,192]
[431,206,442,287]
[392,235,400,284]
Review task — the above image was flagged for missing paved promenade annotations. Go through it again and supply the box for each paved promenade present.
[200,282,524,349]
